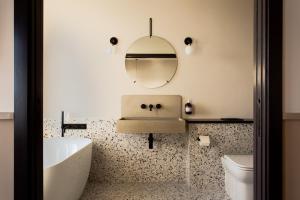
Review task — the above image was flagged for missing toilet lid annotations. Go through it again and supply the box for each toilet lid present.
[224,155,253,170]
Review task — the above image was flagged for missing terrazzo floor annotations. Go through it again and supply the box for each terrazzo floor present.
[80,181,230,200]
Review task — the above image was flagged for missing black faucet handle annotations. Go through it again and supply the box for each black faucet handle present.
[156,104,162,109]
[141,104,147,109]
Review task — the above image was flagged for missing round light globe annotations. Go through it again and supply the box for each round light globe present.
[185,45,193,55]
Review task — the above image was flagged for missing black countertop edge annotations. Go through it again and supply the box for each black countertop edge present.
[186,118,254,124]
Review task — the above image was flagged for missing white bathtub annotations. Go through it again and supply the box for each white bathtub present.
[43,137,92,200]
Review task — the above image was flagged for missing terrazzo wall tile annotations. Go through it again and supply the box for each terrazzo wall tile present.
[44,119,253,198]
[188,123,253,194]
[43,119,189,183]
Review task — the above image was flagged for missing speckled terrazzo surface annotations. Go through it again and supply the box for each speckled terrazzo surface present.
[44,119,188,183]
[79,182,230,200]
[189,123,253,192]
[44,119,253,200]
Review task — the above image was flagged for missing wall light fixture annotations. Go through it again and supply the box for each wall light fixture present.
[108,37,118,54]
[184,37,193,55]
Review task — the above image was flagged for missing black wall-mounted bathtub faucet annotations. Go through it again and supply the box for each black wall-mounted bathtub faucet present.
[61,111,87,137]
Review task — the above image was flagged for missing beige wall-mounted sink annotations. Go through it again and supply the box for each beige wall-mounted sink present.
[117,117,186,134]
[116,95,186,134]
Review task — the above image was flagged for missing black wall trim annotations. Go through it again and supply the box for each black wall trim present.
[14,0,43,199]
[126,53,177,58]
[186,119,254,124]
[255,0,283,199]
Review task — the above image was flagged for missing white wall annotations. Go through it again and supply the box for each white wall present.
[284,0,300,113]
[44,0,254,120]
[0,0,14,112]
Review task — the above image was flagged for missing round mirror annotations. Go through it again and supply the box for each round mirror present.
[125,36,178,88]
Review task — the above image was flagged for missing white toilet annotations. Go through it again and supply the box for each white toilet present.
[221,154,253,200]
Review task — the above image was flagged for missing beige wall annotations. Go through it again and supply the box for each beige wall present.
[0,0,14,199]
[44,0,254,120]
[0,0,14,112]
[283,0,300,199]
[0,119,14,200]
[284,0,300,113]
[283,119,300,200]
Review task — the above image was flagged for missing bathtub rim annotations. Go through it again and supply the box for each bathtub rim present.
[43,136,92,169]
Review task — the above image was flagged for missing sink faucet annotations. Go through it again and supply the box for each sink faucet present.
[140,104,162,111]
[149,104,154,111]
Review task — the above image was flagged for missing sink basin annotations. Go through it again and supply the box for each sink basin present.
[117,95,186,134]
[116,117,186,134]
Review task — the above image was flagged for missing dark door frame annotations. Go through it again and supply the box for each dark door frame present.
[14,0,43,199]
[254,0,283,199]
[13,0,282,199]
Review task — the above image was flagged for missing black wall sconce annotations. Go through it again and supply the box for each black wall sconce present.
[108,37,118,54]
[184,37,193,55]
[110,37,118,45]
